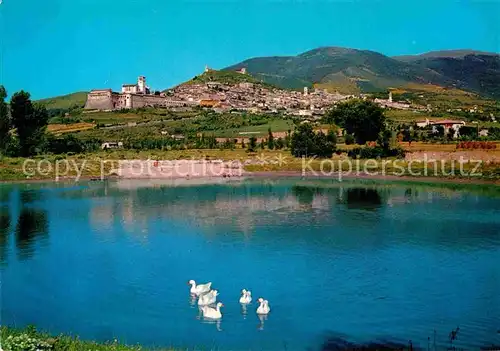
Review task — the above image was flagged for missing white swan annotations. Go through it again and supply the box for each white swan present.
[198,289,218,306]
[188,280,212,296]
[202,302,223,319]
[239,289,252,304]
[256,298,270,315]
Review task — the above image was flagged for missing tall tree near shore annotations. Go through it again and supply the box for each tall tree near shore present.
[267,127,275,150]
[248,136,257,152]
[291,123,335,158]
[325,99,386,145]
[0,86,10,154]
[10,91,49,156]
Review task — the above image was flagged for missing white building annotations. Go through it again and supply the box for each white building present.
[416,118,430,128]
[430,120,466,138]
[121,76,149,94]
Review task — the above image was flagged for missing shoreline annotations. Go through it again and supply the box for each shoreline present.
[1,171,499,186]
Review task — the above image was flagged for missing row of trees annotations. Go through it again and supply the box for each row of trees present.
[0,86,49,157]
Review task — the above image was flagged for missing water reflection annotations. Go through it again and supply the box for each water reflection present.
[320,335,413,351]
[240,303,248,318]
[292,186,317,206]
[20,189,44,204]
[189,295,197,307]
[257,313,268,331]
[15,208,48,260]
[0,209,10,263]
[201,317,222,332]
[345,188,382,210]
[0,186,12,204]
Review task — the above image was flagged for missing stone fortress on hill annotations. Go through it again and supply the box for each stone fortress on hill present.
[84,75,193,110]
[84,66,417,114]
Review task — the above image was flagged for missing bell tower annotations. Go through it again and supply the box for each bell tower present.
[138,76,146,94]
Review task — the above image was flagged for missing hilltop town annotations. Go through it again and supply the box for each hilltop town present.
[84,66,422,117]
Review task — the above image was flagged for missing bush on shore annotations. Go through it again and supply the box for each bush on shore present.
[347,146,406,159]
[0,326,177,351]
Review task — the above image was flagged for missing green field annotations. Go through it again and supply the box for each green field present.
[73,110,296,140]
[213,119,294,137]
[37,92,88,110]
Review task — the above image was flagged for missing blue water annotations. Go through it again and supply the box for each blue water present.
[1,178,499,350]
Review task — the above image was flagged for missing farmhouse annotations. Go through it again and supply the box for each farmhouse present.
[430,120,466,138]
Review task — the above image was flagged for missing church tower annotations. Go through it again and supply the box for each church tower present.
[138,76,146,94]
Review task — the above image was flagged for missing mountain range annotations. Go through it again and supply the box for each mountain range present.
[224,47,500,98]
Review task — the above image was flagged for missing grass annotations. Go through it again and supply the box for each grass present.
[74,110,295,141]
[48,123,96,134]
[2,146,499,182]
[37,92,88,110]
[80,109,176,125]
[177,69,273,89]
[213,119,294,138]
[0,326,178,351]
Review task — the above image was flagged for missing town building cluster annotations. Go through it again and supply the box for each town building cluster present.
[167,78,351,116]
[84,68,355,114]
[84,69,426,116]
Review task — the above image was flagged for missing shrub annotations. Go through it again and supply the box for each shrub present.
[344,134,355,145]
[347,146,405,159]
[2,333,52,351]
[456,141,497,150]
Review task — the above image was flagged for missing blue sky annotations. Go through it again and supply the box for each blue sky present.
[1,0,499,99]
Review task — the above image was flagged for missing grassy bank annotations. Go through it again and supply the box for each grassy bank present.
[1,148,500,183]
[0,326,177,351]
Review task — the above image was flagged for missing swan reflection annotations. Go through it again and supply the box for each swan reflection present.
[196,306,203,320]
[258,313,268,330]
[240,303,248,318]
[189,295,197,307]
[201,316,222,332]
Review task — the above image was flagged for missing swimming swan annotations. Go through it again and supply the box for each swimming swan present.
[202,302,224,319]
[188,280,212,295]
[239,289,252,304]
[198,289,218,306]
[256,298,270,315]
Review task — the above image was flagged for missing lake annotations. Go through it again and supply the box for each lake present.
[1,178,499,350]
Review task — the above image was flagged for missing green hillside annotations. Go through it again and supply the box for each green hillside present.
[394,52,500,98]
[394,49,499,62]
[37,91,88,110]
[175,69,275,89]
[224,47,500,98]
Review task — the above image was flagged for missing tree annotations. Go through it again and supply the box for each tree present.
[291,124,316,157]
[284,129,292,148]
[326,99,386,145]
[433,125,445,138]
[377,129,392,151]
[248,136,257,152]
[275,137,284,149]
[344,134,355,145]
[327,128,337,145]
[291,123,335,158]
[0,86,10,154]
[447,127,455,141]
[259,139,266,150]
[267,128,275,150]
[314,131,335,158]
[10,91,49,156]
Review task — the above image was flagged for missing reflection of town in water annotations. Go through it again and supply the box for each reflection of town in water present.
[1,179,498,264]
